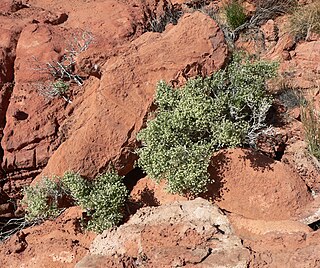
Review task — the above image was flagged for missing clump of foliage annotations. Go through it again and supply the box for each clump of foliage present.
[23,177,64,221]
[52,80,69,95]
[290,1,320,41]
[38,79,71,103]
[137,54,278,195]
[224,0,247,30]
[84,173,128,233]
[24,171,128,233]
[61,172,91,207]
[301,99,320,160]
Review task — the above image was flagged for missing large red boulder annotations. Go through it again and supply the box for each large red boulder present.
[210,148,312,220]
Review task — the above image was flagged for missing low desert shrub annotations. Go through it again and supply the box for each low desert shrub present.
[137,54,277,195]
[61,172,91,207]
[24,171,128,233]
[224,0,247,30]
[23,177,64,221]
[38,79,71,103]
[290,1,320,41]
[84,172,128,233]
[251,0,296,26]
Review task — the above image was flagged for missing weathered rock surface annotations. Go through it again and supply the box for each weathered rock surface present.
[227,213,320,268]
[209,148,312,220]
[0,207,96,268]
[76,198,250,268]
[1,23,69,197]
[246,226,320,267]
[0,0,229,195]
[38,11,227,180]
[0,0,147,196]
[130,176,187,207]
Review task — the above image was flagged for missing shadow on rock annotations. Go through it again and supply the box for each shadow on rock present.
[200,151,231,202]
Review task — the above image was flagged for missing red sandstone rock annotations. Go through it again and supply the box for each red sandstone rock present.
[0,207,96,268]
[261,19,278,42]
[130,176,187,206]
[38,11,228,180]
[76,198,250,268]
[245,228,320,267]
[209,148,312,220]
[0,0,162,193]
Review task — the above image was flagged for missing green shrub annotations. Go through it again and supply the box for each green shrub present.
[82,172,128,233]
[224,0,247,30]
[290,2,320,41]
[137,54,277,195]
[61,172,91,207]
[23,177,64,221]
[52,80,69,95]
[24,171,128,233]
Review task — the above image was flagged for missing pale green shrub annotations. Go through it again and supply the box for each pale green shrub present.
[24,171,128,233]
[23,177,64,221]
[83,172,128,233]
[137,54,278,195]
[61,172,91,207]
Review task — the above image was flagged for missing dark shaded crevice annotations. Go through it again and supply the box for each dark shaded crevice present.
[0,30,24,232]
[143,0,183,33]
[185,0,213,9]
[0,84,14,176]
[308,219,320,231]
[274,142,286,161]
[10,2,30,13]
[44,13,69,25]
[123,166,146,192]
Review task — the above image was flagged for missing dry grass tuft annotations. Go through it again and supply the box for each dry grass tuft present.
[290,1,320,41]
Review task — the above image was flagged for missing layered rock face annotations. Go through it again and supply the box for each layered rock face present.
[0,0,228,198]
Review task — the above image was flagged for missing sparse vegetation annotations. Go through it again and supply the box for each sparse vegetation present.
[290,1,320,41]
[33,30,94,102]
[252,0,296,26]
[24,171,128,233]
[23,177,64,222]
[224,0,247,30]
[146,4,182,33]
[137,54,278,195]
[38,79,71,103]
[301,98,320,160]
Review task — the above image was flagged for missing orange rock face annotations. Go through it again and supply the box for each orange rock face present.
[130,176,187,206]
[210,148,312,220]
[0,207,96,268]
